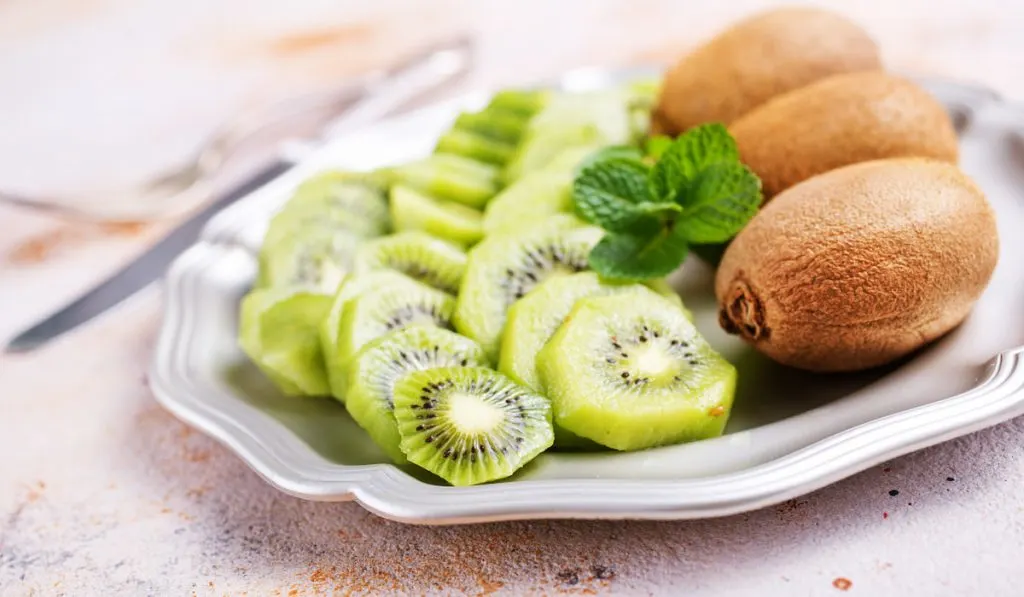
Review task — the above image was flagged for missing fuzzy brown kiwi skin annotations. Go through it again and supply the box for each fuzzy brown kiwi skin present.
[729,72,959,200]
[715,158,999,373]
[655,7,881,135]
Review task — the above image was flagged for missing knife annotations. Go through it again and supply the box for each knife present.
[5,36,473,353]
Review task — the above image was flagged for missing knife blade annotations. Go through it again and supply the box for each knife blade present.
[5,37,473,353]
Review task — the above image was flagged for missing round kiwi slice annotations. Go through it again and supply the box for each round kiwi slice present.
[435,129,515,165]
[331,279,456,386]
[389,185,484,247]
[345,327,487,464]
[482,170,573,235]
[393,367,554,486]
[453,215,603,358]
[238,287,333,397]
[319,270,420,398]
[353,231,467,294]
[263,171,390,247]
[537,291,737,451]
[391,154,500,209]
[258,225,360,292]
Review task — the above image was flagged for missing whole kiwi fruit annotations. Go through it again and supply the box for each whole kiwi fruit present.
[730,71,959,199]
[716,158,999,372]
[654,7,881,135]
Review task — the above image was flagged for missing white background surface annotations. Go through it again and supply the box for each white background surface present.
[1,1,1023,595]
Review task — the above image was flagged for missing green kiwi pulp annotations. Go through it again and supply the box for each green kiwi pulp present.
[453,110,528,143]
[263,171,390,247]
[353,231,467,294]
[345,327,487,464]
[329,279,456,392]
[453,215,603,359]
[238,287,333,397]
[257,226,360,292]
[391,154,500,209]
[537,292,736,451]
[393,367,554,486]
[389,185,484,247]
[436,129,515,165]
[485,90,549,118]
[482,170,573,235]
[319,271,421,398]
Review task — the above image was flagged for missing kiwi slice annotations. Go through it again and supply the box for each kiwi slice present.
[389,185,484,247]
[485,89,549,118]
[482,170,573,235]
[393,367,554,486]
[353,231,467,294]
[238,287,333,397]
[319,270,419,398]
[436,129,515,165]
[453,110,528,143]
[330,279,456,387]
[258,225,359,292]
[345,327,487,464]
[537,292,737,451]
[454,215,603,358]
[263,171,390,247]
[391,154,500,209]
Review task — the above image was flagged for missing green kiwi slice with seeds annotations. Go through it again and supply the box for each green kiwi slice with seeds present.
[453,215,603,358]
[537,291,736,451]
[393,367,554,486]
[263,171,390,247]
[257,225,360,293]
[389,185,484,247]
[238,287,333,397]
[329,278,456,391]
[319,270,420,398]
[345,327,487,464]
[353,231,467,294]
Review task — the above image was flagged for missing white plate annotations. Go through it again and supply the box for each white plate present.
[150,68,1024,524]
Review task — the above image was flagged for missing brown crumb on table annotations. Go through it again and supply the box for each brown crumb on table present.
[709,405,726,417]
[833,577,853,591]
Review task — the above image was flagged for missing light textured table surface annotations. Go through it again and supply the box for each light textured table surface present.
[2,1,1023,595]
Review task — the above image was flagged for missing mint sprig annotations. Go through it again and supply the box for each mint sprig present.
[572,124,762,281]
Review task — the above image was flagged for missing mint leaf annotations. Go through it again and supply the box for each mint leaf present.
[645,135,673,160]
[577,145,644,172]
[589,224,689,281]
[649,123,738,202]
[573,159,656,231]
[676,163,762,244]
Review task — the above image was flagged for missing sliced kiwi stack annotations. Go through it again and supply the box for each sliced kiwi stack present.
[389,185,484,247]
[538,291,736,451]
[345,327,487,464]
[328,278,456,392]
[454,215,603,358]
[238,287,333,397]
[392,367,554,486]
[257,225,360,293]
[352,231,467,294]
[319,270,419,397]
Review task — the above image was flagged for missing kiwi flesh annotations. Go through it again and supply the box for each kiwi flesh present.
[353,231,467,294]
[389,185,484,247]
[393,367,554,486]
[238,287,333,397]
[345,327,487,464]
[330,278,456,390]
[435,129,515,165]
[257,225,359,293]
[482,170,573,235]
[453,110,528,143]
[453,215,603,358]
[263,171,390,246]
[391,154,500,209]
[537,291,736,451]
[485,89,549,118]
[319,270,420,398]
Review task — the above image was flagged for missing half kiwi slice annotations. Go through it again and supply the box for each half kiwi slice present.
[391,154,500,209]
[389,185,484,247]
[453,215,603,358]
[393,367,554,486]
[329,278,456,390]
[257,225,360,293]
[319,270,419,398]
[352,231,467,294]
[238,287,333,397]
[537,291,736,451]
[345,327,487,464]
